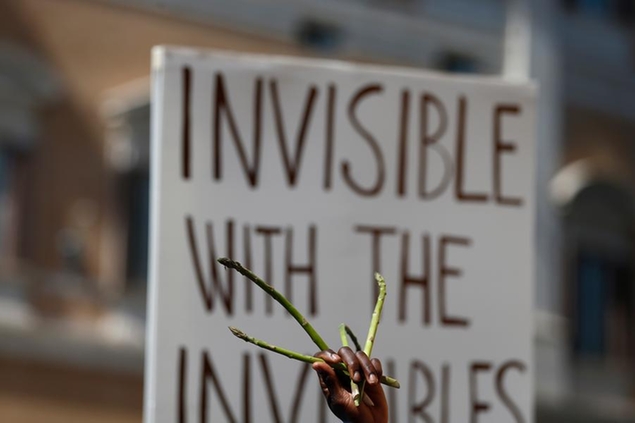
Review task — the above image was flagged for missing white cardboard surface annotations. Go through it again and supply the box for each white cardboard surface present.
[145,46,536,423]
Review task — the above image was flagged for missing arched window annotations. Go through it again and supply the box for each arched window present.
[552,158,635,364]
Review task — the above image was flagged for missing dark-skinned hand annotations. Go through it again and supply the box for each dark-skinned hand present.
[312,347,388,423]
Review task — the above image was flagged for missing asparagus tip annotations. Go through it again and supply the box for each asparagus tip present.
[217,257,234,267]
[228,326,247,340]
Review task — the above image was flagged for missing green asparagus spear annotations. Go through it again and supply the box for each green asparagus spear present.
[358,273,387,405]
[218,257,329,351]
[339,323,361,405]
[344,325,363,352]
[229,326,400,389]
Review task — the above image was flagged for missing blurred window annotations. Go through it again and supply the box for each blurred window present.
[564,181,635,362]
[125,171,149,285]
[579,0,611,16]
[616,0,635,25]
[436,51,479,73]
[103,90,150,289]
[295,19,343,52]
[563,0,577,11]
[562,0,634,24]
[0,150,16,256]
[574,253,632,356]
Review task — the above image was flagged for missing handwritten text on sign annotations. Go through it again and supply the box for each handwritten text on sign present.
[145,47,535,423]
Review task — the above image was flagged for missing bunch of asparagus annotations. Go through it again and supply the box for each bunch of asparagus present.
[218,257,400,407]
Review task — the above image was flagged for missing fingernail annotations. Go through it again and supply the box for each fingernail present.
[330,353,340,361]
[369,374,378,384]
[363,395,375,407]
[354,371,361,381]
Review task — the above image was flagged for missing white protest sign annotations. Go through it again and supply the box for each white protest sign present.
[145,46,535,423]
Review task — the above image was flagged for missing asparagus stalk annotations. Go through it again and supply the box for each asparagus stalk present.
[358,273,388,404]
[221,259,400,393]
[344,325,363,352]
[364,273,387,357]
[218,257,329,351]
[339,323,361,405]
[229,326,400,389]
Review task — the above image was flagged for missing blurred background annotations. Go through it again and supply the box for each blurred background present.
[0,0,634,421]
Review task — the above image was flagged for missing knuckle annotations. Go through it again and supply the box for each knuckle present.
[338,346,352,356]
[355,351,371,366]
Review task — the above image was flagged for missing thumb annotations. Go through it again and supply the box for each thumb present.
[312,362,353,414]
[362,379,387,411]
[312,362,345,398]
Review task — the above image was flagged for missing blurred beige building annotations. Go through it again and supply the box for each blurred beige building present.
[0,0,309,289]
[0,1,310,421]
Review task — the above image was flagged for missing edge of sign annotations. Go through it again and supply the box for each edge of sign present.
[143,45,169,423]
[150,44,538,94]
